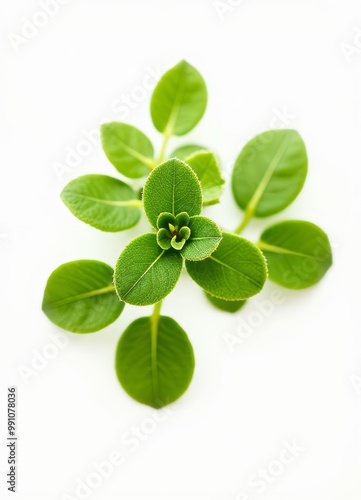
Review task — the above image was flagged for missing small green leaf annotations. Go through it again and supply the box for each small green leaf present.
[186,232,267,300]
[114,234,183,306]
[205,292,246,313]
[171,236,186,250]
[171,144,207,160]
[185,151,225,205]
[143,158,202,228]
[60,174,141,232]
[157,228,172,250]
[232,129,308,217]
[157,212,176,230]
[150,60,207,136]
[258,220,332,289]
[174,212,190,229]
[42,260,124,333]
[180,216,222,261]
[115,315,195,408]
[101,122,154,178]
[179,226,191,239]
[156,212,190,231]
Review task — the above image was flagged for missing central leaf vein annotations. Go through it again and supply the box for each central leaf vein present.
[123,251,166,299]
[246,136,290,215]
[65,193,142,208]
[44,284,115,309]
[209,256,262,287]
[258,241,323,260]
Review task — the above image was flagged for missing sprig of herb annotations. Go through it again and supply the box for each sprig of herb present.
[42,60,332,409]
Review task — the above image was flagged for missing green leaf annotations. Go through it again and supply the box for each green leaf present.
[180,216,222,261]
[42,260,124,333]
[232,129,308,217]
[157,211,190,231]
[115,315,195,408]
[143,158,202,228]
[114,234,183,306]
[186,232,267,300]
[156,228,172,250]
[60,174,141,232]
[101,122,154,178]
[258,220,332,289]
[185,151,225,206]
[205,292,246,313]
[150,60,207,136]
[171,144,206,160]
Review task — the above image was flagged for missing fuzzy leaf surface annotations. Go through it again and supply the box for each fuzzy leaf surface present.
[114,234,183,305]
[180,216,222,261]
[143,158,202,228]
[186,232,267,300]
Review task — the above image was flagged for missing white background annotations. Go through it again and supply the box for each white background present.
[1,0,361,499]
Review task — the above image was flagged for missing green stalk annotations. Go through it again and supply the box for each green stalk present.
[234,207,253,234]
[157,130,172,164]
[150,301,162,396]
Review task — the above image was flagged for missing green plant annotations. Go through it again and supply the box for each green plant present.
[42,60,332,408]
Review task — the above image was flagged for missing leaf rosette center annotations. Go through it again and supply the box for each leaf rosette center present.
[156,212,191,250]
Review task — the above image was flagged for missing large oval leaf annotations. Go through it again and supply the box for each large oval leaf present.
[143,158,202,228]
[171,144,206,160]
[115,315,195,408]
[150,60,207,136]
[60,174,141,232]
[101,122,154,178]
[42,260,124,333]
[232,129,308,217]
[114,234,183,306]
[258,220,332,289]
[186,232,267,300]
[185,151,225,205]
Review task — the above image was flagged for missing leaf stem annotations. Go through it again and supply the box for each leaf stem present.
[125,199,143,208]
[151,300,163,323]
[150,301,162,399]
[234,208,253,234]
[139,155,156,170]
[157,130,172,164]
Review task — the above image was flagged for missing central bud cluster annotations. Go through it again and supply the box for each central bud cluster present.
[156,212,191,250]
